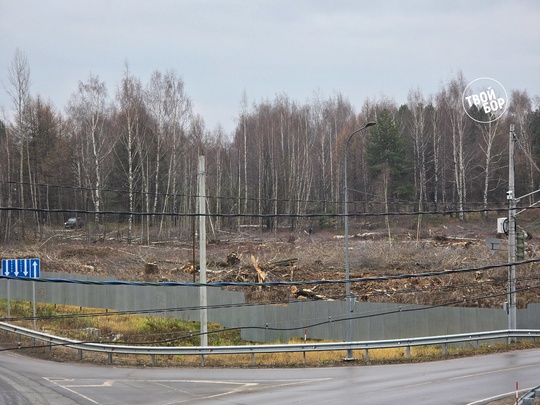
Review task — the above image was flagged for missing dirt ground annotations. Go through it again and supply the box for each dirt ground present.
[2,216,539,309]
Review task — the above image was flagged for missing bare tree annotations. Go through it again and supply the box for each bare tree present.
[26,97,66,232]
[145,70,192,237]
[205,124,227,234]
[67,74,114,227]
[313,93,354,218]
[444,73,470,220]
[239,92,249,221]
[406,89,430,238]
[0,116,11,242]
[476,119,505,216]
[509,90,536,203]
[116,65,145,243]
[427,100,442,209]
[6,49,31,237]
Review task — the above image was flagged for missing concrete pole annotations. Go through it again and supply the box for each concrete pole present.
[198,156,208,346]
[508,124,517,331]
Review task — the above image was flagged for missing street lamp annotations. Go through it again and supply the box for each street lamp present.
[343,121,376,360]
[508,124,517,332]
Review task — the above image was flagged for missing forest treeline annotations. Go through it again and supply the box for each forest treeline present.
[1,50,540,243]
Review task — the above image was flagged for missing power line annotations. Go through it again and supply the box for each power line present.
[2,258,539,290]
[0,179,525,209]
[0,204,533,218]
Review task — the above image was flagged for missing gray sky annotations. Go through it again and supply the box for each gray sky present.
[1,0,539,134]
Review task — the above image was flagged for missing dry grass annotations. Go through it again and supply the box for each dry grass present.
[3,300,540,368]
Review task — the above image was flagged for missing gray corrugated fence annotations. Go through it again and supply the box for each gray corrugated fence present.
[2,271,538,342]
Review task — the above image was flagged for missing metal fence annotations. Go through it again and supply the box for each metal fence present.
[2,271,540,343]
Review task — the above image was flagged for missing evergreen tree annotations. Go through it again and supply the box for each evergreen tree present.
[366,109,412,202]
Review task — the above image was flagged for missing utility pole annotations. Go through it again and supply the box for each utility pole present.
[198,156,208,346]
[508,124,517,331]
[343,122,376,360]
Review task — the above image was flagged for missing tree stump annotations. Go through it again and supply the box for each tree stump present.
[145,262,159,275]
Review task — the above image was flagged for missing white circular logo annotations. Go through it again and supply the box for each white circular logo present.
[462,77,508,123]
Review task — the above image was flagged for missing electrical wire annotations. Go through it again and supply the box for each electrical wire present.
[3,257,539,288]
[0,179,530,210]
[3,284,539,353]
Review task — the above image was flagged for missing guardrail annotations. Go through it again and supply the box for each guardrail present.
[518,385,540,405]
[2,321,539,366]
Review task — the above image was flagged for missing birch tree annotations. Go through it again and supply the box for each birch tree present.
[67,74,113,227]
[479,119,504,214]
[406,89,431,238]
[444,73,470,220]
[238,92,249,220]
[406,89,429,208]
[313,93,354,217]
[509,90,536,202]
[6,49,31,236]
[116,66,144,243]
[0,118,10,242]
[145,70,192,237]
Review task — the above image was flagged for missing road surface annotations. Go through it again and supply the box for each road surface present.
[1,349,539,404]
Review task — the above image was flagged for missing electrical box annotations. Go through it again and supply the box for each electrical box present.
[497,217,507,234]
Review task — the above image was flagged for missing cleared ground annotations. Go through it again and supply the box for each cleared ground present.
[2,215,539,309]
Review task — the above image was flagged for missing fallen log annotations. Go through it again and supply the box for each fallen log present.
[291,286,330,300]
[268,258,298,268]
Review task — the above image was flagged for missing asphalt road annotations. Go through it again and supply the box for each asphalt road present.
[1,349,540,404]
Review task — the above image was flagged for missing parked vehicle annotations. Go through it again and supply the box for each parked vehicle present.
[64,217,84,229]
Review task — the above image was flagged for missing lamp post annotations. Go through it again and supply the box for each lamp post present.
[344,121,376,360]
[508,124,517,332]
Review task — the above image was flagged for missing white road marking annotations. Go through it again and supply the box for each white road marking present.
[43,377,330,405]
[45,378,101,404]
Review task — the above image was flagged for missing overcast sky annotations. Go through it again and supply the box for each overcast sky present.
[1,0,539,134]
